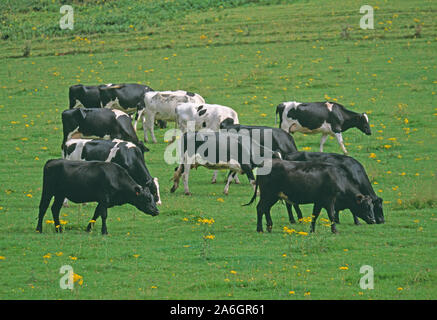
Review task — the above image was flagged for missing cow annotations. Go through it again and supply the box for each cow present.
[136,90,205,143]
[36,159,159,235]
[61,108,148,153]
[176,103,240,183]
[244,159,376,233]
[69,84,107,109]
[283,152,384,225]
[276,101,371,154]
[98,83,154,116]
[170,131,279,196]
[63,138,161,206]
[219,117,299,185]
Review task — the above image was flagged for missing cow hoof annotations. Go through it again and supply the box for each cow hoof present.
[211,180,216,184]
[267,225,273,233]
[289,220,296,224]
[257,230,263,233]
[170,186,176,193]
[184,192,192,196]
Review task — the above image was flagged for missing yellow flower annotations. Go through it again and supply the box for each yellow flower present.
[369,153,377,159]
[26,194,32,198]
[45,220,54,224]
[133,254,140,258]
[297,231,308,236]
[0,256,6,260]
[384,145,392,149]
[55,252,63,256]
[203,234,215,240]
[217,198,224,203]
[230,270,237,275]
[289,291,295,295]
[69,256,77,261]
[397,287,403,291]
[43,253,51,259]
[339,266,349,270]
[73,273,83,285]
[304,291,311,296]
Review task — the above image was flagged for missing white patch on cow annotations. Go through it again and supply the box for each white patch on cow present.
[111,109,128,119]
[105,141,123,162]
[67,126,80,140]
[64,139,91,161]
[153,177,162,205]
[325,102,333,111]
[280,101,302,133]
[72,99,83,108]
[288,119,333,135]
[363,113,369,123]
[112,138,136,149]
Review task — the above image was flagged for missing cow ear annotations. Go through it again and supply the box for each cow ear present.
[134,185,143,196]
[356,194,365,204]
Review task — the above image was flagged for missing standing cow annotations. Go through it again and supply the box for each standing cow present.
[244,159,376,233]
[136,90,205,143]
[36,159,159,235]
[63,139,161,205]
[276,101,371,154]
[61,108,148,153]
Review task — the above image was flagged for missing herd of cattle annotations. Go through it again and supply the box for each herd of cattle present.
[36,83,384,235]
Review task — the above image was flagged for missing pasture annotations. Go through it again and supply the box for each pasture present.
[0,0,436,300]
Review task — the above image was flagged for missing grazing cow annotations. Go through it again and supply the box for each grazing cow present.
[63,139,161,205]
[69,84,107,109]
[98,83,154,116]
[276,101,371,154]
[170,131,279,196]
[284,152,384,225]
[244,159,376,233]
[61,108,148,153]
[176,103,240,183]
[136,90,205,143]
[36,159,159,235]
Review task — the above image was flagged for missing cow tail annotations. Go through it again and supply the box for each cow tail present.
[242,176,258,206]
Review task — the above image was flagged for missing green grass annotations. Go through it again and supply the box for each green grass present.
[0,0,436,299]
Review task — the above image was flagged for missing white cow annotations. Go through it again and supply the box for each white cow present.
[135,90,205,143]
[175,102,240,184]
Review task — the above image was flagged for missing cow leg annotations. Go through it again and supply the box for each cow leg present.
[310,203,322,233]
[98,204,109,235]
[211,170,218,184]
[286,203,295,224]
[51,196,64,233]
[256,197,277,233]
[334,210,341,224]
[36,193,53,233]
[234,174,241,184]
[170,165,183,193]
[326,201,338,234]
[86,205,102,232]
[134,109,144,133]
[265,207,274,233]
[320,134,328,152]
[293,203,303,222]
[143,114,156,143]
[334,132,348,155]
[224,171,236,195]
[182,164,192,196]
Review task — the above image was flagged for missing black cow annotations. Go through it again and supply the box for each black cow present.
[220,118,298,157]
[276,101,371,154]
[170,131,280,195]
[98,83,154,116]
[69,84,106,109]
[284,152,384,225]
[61,108,148,153]
[36,159,159,235]
[244,159,376,233]
[63,138,161,205]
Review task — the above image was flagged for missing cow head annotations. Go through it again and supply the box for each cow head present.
[355,194,376,224]
[133,185,159,216]
[373,196,385,224]
[219,117,235,129]
[357,113,371,135]
[137,141,150,153]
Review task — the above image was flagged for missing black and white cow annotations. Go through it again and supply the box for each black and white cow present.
[61,108,148,153]
[63,139,161,205]
[36,159,159,235]
[244,159,376,233]
[98,83,154,116]
[136,90,205,143]
[69,84,107,109]
[276,101,371,154]
[170,131,279,196]
[176,103,240,183]
[283,152,384,225]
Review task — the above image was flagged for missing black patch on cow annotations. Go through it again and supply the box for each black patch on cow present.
[186,91,195,97]
[198,109,207,116]
[202,122,207,128]
[286,103,332,131]
[197,105,204,112]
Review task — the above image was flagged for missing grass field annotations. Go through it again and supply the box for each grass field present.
[0,0,436,300]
